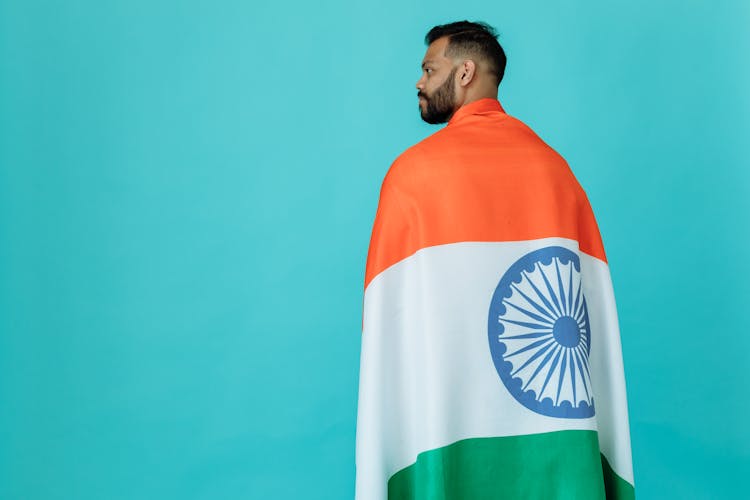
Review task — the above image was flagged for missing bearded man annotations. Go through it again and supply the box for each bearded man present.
[355,20,635,500]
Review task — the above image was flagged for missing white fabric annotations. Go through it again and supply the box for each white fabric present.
[355,237,633,499]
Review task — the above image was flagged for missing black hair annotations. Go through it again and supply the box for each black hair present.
[425,20,507,86]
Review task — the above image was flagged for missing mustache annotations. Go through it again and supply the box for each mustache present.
[417,92,427,99]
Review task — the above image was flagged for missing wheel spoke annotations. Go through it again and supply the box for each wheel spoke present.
[573,348,591,403]
[568,349,577,406]
[521,270,560,320]
[501,330,553,340]
[499,317,552,331]
[522,343,559,392]
[567,261,575,317]
[538,346,563,400]
[506,336,555,359]
[508,283,556,323]
[503,294,554,326]
[536,263,563,317]
[555,347,568,405]
[511,338,556,377]
[554,257,568,316]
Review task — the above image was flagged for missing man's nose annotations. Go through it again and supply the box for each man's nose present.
[416,75,425,90]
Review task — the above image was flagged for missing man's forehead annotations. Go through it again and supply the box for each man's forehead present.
[422,37,450,64]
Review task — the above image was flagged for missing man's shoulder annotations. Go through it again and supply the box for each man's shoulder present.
[382,140,430,188]
[405,113,550,155]
[384,114,559,183]
[383,122,467,182]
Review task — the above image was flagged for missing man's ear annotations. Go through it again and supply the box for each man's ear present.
[458,60,477,87]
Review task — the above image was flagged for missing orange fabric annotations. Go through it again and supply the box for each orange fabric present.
[364,98,607,291]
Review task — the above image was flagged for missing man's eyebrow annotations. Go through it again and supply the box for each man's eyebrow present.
[421,60,437,68]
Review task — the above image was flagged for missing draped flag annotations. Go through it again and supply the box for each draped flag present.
[355,98,634,499]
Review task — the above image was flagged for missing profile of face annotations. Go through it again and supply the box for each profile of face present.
[416,36,459,124]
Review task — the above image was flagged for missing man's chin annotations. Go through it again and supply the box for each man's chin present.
[420,112,447,125]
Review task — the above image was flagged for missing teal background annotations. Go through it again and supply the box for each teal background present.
[1,0,748,498]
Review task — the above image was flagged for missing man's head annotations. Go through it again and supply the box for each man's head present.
[416,21,507,124]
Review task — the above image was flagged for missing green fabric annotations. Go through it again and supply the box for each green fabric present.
[387,430,634,500]
[601,453,635,500]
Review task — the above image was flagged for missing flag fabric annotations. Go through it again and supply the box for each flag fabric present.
[355,98,634,499]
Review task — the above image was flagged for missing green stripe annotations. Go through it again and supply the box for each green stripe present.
[387,430,634,500]
[601,452,635,500]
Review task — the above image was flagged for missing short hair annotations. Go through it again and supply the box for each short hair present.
[425,21,507,86]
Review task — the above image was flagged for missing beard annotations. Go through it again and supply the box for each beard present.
[418,66,458,124]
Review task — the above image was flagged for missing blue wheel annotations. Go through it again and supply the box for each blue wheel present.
[487,246,594,418]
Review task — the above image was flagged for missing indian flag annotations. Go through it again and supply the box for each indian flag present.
[355,100,634,499]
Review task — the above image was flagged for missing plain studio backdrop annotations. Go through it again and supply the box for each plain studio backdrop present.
[0,1,748,498]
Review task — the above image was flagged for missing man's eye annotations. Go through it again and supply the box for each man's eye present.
[425,68,433,74]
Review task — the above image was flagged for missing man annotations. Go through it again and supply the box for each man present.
[355,21,634,500]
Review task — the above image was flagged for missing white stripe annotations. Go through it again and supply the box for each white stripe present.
[581,253,634,484]
[355,238,633,499]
